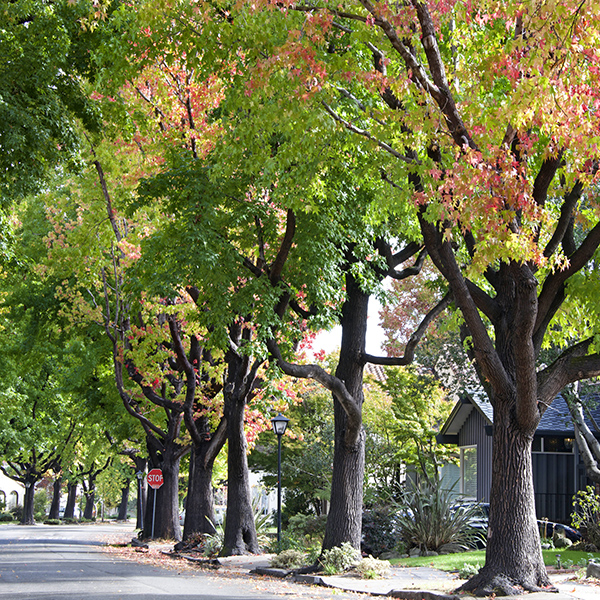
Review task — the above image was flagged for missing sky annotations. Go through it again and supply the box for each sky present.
[312,297,386,356]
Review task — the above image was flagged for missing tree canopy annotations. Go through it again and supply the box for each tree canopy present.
[2,0,600,589]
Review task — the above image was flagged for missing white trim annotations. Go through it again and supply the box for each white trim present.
[460,445,477,499]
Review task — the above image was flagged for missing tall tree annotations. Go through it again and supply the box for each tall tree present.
[0,359,78,524]
[0,0,108,201]
[222,1,600,593]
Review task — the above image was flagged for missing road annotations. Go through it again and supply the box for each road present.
[0,522,369,600]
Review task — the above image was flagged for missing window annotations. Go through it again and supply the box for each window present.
[460,446,477,499]
[532,436,574,453]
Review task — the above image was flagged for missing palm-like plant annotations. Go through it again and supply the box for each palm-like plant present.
[395,483,485,552]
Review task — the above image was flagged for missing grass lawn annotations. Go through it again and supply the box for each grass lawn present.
[391,548,600,572]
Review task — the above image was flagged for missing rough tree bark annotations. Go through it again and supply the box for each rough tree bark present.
[64,482,78,520]
[167,314,228,540]
[49,476,62,520]
[220,329,262,556]
[117,479,130,521]
[322,273,367,550]
[481,390,547,592]
[21,480,35,525]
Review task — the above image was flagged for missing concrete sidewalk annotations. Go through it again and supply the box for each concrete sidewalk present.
[211,554,600,600]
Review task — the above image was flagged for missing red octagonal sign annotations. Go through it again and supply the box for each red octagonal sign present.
[147,468,164,490]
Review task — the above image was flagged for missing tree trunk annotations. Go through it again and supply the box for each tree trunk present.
[222,393,258,555]
[21,483,35,525]
[117,479,130,521]
[460,398,551,595]
[143,451,182,541]
[83,490,95,520]
[49,477,62,520]
[64,483,77,519]
[322,402,365,550]
[323,274,367,551]
[183,442,218,539]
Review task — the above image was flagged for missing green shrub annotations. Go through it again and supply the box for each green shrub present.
[0,512,15,522]
[10,505,23,521]
[270,512,326,555]
[319,542,360,575]
[362,508,399,557]
[287,513,328,540]
[44,519,61,525]
[355,556,391,579]
[34,491,48,521]
[270,549,308,569]
[395,483,484,552]
[459,562,481,579]
[571,486,600,546]
[201,519,224,557]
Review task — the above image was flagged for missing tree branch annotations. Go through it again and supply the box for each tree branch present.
[266,338,362,445]
[321,101,416,163]
[538,339,600,405]
[269,208,296,285]
[419,214,512,397]
[569,399,600,484]
[363,292,452,365]
[535,220,600,336]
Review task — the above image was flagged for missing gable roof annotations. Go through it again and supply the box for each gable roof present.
[438,392,600,442]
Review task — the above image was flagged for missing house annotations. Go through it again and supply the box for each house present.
[437,393,599,523]
[0,470,25,511]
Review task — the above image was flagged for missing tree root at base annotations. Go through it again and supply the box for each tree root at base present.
[457,571,558,597]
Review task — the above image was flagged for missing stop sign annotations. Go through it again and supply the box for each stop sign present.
[147,468,164,489]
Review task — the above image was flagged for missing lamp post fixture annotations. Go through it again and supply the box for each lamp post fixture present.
[271,413,289,545]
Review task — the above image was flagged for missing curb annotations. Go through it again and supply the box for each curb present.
[388,593,459,600]
[251,567,461,599]
[252,567,291,578]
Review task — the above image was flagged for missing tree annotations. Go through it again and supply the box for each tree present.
[268,235,447,551]
[0,364,77,524]
[200,1,600,592]
[0,0,109,200]
[251,377,335,519]
[379,262,479,399]
[560,381,600,484]
[375,365,455,487]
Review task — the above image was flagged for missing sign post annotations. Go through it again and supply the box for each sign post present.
[147,468,164,539]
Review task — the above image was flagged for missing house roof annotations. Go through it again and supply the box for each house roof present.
[438,392,600,442]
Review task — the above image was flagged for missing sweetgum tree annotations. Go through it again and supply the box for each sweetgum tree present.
[220,0,600,593]
[106,1,449,555]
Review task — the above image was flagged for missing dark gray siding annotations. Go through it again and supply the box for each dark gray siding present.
[458,409,493,502]
[533,452,577,523]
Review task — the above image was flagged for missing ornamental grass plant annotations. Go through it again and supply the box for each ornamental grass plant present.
[395,483,484,552]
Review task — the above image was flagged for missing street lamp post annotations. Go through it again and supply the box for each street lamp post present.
[271,413,289,545]
[135,471,144,530]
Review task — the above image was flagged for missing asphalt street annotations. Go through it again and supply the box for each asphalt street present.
[0,522,293,600]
